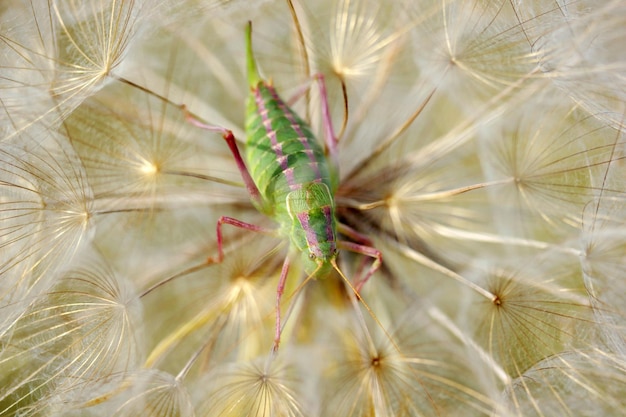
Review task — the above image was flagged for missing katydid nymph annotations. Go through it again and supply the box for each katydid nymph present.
[186,22,382,352]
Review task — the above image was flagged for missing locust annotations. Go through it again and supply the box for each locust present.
[185,22,382,351]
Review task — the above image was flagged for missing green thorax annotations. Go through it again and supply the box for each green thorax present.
[244,83,334,209]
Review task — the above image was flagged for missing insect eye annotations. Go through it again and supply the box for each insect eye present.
[308,253,316,260]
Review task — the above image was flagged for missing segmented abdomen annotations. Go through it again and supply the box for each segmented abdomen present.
[245,82,333,214]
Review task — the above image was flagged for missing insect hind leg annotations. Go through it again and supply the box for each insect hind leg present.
[313,73,339,167]
[181,106,264,210]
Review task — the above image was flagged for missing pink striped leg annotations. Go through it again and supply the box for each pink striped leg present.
[313,74,339,167]
[208,216,273,264]
[337,223,382,291]
[210,216,289,353]
[337,241,382,292]
[182,106,263,209]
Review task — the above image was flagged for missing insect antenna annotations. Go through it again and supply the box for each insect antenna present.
[335,75,349,142]
[330,259,401,354]
[286,0,311,81]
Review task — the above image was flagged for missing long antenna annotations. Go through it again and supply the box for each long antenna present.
[330,259,401,354]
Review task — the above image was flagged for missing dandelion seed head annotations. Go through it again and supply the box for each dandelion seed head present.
[501,351,626,417]
[329,11,390,79]
[319,305,477,417]
[408,0,538,109]
[199,359,303,417]
[101,370,195,417]
[298,0,407,83]
[516,0,626,128]
[461,254,594,378]
[0,247,142,415]
[3,0,626,415]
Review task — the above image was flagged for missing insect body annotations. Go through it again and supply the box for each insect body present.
[186,22,381,351]
[245,44,339,277]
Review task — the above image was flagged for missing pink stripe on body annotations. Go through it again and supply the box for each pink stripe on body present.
[254,85,323,191]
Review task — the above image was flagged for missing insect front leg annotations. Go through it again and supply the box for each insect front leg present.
[209,216,289,353]
[337,238,382,293]
[336,223,379,286]
[181,106,264,210]
[211,216,290,353]
[208,216,273,264]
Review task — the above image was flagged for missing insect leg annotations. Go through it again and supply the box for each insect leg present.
[313,73,339,167]
[273,256,291,352]
[181,106,264,209]
[208,216,273,264]
[211,216,289,352]
[338,222,375,246]
[285,79,315,107]
[337,222,376,277]
[337,240,382,292]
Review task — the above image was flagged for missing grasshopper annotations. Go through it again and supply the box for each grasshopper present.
[185,22,382,351]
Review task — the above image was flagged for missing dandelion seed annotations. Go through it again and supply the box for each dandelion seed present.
[324,0,405,79]
[580,196,626,355]
[198,359,303,417]
[408,0,539,108]
[459,251,594,379]
[323,326,429,416]
[0,0,148,135]
[141,235,280,371]
[0,246,142,415]
[514,0,626,129]
[501,350,626,417]
[90,369,195,417]
[0,129,93,336]
[478,91,624,240]
[320,300,498,417]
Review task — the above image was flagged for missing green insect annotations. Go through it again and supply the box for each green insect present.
[185,22,382,351]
